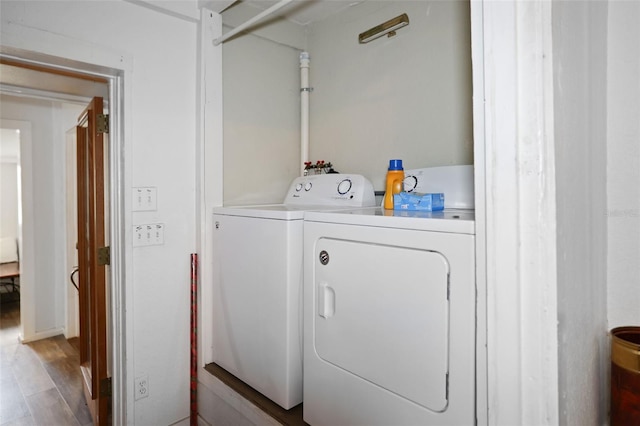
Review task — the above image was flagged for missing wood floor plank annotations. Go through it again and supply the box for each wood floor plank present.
[0,302,20,347]
[0,371,31,424]
[51,335,80,360]
[27,338,67,363]
[25,388,80,426]
[0,414,36,426]
[43,357,92,425]
[66,337,80,354]
[1,302,92,426]
[11,343,55,397]
[0,343,19,381]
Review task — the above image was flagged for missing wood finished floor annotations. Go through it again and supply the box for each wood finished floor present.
[0,300,93,426]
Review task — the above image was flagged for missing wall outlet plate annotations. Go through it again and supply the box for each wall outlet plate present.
[135,375,149,400]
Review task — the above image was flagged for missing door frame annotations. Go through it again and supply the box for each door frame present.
[65,125,80,338]
[0,48,129,425]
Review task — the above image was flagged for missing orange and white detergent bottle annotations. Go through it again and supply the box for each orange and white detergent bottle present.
[383,159,404,210]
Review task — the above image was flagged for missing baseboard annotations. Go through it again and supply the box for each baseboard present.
[20,327,65,343]
[168,415,211,426]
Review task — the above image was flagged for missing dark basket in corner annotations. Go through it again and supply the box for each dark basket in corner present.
[611,326,640,425]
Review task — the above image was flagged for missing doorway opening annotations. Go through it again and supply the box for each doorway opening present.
[0,53,126,425]
[0,124,24,307]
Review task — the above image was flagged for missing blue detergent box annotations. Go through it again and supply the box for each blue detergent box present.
[393,192,445,211]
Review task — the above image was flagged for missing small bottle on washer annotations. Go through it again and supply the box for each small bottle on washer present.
[383,159,404,210]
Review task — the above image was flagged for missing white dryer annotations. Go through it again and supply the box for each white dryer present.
[211,174,375,410]
[303,207,476,425]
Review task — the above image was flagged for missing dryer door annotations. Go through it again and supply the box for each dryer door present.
[314,238,450,411]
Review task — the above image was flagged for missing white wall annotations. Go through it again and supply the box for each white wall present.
[0,128,20,243]
[222,30,301,205]
[308,1,473,189]
[220,0,473,203]
[552,1,609,424]
[1,1,199,424]
[0,162,19,240]
[607,1,640,329]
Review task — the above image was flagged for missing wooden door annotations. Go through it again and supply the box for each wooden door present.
[76,96,110,425]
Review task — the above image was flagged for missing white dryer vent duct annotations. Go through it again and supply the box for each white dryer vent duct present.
[300,51,311,176]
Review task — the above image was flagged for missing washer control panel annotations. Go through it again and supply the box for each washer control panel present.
[402,165,474,209]
[284,174,376,207]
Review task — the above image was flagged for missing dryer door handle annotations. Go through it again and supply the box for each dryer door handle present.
[318,282,335,319]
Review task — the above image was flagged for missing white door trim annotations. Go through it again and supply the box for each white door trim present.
[476,1,559,424]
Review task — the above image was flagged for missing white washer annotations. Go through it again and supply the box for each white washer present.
[303,207,476,425]
[211,174,375,410]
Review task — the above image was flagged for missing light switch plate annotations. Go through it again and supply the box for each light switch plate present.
[133,187,157,211]
[133,223,164,247]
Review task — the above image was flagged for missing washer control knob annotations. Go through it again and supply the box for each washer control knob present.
[337,179,352,195]
[295,183,303,192]
[304,182,313,191]
[403,175,418,193]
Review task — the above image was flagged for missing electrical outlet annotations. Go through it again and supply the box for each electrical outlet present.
[135,375,149,400]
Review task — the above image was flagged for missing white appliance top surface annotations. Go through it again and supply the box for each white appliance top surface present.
[214,174,376,220]
[213,204,329,220]
[304,207,475,234]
